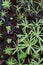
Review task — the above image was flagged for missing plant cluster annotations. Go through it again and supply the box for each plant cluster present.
[0,0,43,65]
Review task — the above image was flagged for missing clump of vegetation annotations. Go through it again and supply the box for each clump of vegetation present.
[1,11,6,17]
[0,0,43,65]
[2,0,11,10]
[7,38,12,44]
[6,58,18,65]
[6,26,11,33]
[4,47,12,55]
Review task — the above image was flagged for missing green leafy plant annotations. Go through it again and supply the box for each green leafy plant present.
[14,16,43,64]
[30,20,43,42]
[4,47,12,55]
[29,58,43,65]
[7,38,12,44]
[17,34,38,54]
[16,17,29,31]
[1,11,6,17]
[6,58,18,65]
[2,0,11,10]
[17,13,24,21]
[6,26,11,33]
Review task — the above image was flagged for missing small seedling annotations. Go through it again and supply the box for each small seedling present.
[6,58,14,65]
[6,58,18,65]
[7,38,12,44]
[1,11,6,17]
[17,13,24,21]
[4,47,12,55]
[2,0,11,10]
[6,26,11,33]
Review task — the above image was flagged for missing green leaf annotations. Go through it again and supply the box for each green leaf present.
[4,47,12,55]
